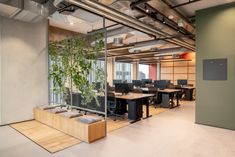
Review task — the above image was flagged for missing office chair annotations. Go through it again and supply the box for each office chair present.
[148,87,159,108]
[65,87,71,105]
[107,92,123,121]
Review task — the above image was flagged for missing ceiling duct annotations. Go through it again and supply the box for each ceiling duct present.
[129,40,165,53]
[53,0,195,51]
[0,0,56,23]
[113,37,124,46]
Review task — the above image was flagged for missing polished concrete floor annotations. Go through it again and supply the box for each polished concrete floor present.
[0,101,234,157]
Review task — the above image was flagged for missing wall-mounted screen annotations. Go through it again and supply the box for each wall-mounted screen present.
[203,58,227,80]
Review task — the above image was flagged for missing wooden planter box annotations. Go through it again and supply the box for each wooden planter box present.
[34,108,106,143]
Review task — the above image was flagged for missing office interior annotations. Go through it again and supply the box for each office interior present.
[0,0,235,157]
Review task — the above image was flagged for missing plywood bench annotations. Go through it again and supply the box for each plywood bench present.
[34,108,106,143]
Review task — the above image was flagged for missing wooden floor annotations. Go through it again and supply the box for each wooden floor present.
[9,106,167,152]
[10,121,81,153]
[107,106,167,132]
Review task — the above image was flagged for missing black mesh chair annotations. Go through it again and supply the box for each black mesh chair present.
[107,92,123,121]
[147,87,159,107]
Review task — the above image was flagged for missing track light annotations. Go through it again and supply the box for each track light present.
[163,20,166,24]
[145,4,149,13]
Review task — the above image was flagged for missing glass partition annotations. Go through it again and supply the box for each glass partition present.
[48,10,109,117]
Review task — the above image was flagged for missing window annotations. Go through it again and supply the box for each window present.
[139,64,149,79]
[88,60,105,83]
[115,62,132,82]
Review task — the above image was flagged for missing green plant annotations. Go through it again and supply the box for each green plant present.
[49,32,105,107]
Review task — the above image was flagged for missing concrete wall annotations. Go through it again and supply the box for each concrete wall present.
[196,3,235,130]
[0,16,48,125]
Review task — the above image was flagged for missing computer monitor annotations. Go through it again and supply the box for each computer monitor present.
[94,82,101,91]
[154,80,170,90]
[113,79,122,85]
[115,83,130,95]
[128,83,134,91]
[132,80,142,87]
[177,79,188,86]
[142,79,152,84]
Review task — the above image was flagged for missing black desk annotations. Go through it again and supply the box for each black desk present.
[181,86,195,101]
[115,93,154,122]
[158,89,181,109]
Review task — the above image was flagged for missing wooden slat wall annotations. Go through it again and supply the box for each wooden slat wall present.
[160,60,196,86]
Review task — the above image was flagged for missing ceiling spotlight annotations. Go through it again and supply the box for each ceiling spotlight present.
[168,15,174,19]
[177,19,184,27]
[69,22,74,25]
[163,20,166,24]
[145,5,149,13]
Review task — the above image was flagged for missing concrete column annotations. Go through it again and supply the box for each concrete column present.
[107,57,115,86]
[0,16,48,125]
[132,61,139,80]
[157,63,161,80]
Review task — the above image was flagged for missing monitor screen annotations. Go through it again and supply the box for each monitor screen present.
[128,83,134,91]
[142,79,152,84]
[177,79,188,86]
[115,83,130,94]
[113,79,122,85]
[94,82,101,91]
[154,80,170,89]
[132,80,142,87]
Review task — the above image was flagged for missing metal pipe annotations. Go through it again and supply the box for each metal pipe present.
[103,16,108,134]
[116,54,174,61]
[130,0,151,9]
[161,0,195,28]
[140,59,192,64]
[63,0,195,51]
[171,0,201,8]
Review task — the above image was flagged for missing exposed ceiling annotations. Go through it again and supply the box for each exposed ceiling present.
[1,0,230,64]
[166,0,235,17]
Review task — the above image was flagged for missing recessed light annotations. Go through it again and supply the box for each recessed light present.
[69,22,74,25]
[168,15,174,19]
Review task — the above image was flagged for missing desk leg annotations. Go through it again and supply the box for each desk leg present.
[176,92,180,107]
[128,100,142,123]
[170,93,174,109]
[143,98,152,119]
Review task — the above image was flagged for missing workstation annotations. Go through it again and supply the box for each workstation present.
[0,0,235,157]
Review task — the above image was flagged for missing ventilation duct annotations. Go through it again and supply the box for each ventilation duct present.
[113,37,124,46]
[53,0,195,51]
[0,0,56,23]
[129,40,165,53]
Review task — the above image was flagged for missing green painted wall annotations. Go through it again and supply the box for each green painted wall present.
[196,3,235,130]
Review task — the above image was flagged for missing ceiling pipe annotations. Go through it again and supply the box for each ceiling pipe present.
[132,3,194,38]
[160,0,195,27]
[100,47,186,58]
[116,55,174,62]
[139,59,192,64]
[55,0,195,51]
[170,0,201,9]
